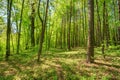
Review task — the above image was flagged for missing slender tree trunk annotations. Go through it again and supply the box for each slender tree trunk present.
[6,0,12,60]
[16,0,25,54]
[102,2,106,58]
[67,0,72,50]
[37,0,49,62]
[48,27,52,50]
[87,0,94,63]
[96,0,102,46]
[82,1,85,47]
[118,0,120,20]
[79,6,82,47]
[55,30,58,48]
[118,0,120,44]
[11,34,14,53]
[102,0,106,58]
[30,1,35,47]
[63,17,66,49]
[83,0,87,47]
[105,9,110,47]
[60,19,63,49]
[45,25,48,50]
[73,14,75,48]
[113,0,117,45]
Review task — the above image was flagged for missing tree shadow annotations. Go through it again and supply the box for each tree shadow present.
[42,59,90,79]
[94,61,120,69]
[94,61,120,79]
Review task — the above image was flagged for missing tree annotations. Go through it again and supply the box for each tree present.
[6,0,13,60]
[96,0,102,46]
[30,0,35,47]
[67,0,72,50]
[118,0,120,44]
[118,0,120,20]
[86,0,94,63]
[16,0,25,54]
[37,0,49,62]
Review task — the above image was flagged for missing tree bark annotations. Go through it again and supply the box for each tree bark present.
[102,0,106,58]
[87,0,94,63]
[16,0,25,54]
[30,1,35,47]
[96,0,102,46]
[67,0,72,50]
[118,0,120,44]
[118,0,120,20]
[6,0,13,60]
[37,0,49,62]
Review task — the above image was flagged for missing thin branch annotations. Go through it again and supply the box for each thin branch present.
[38,0,43,24]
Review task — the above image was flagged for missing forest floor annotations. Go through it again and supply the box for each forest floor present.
[0,46,120,80]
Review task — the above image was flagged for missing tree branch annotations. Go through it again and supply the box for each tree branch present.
[38,0,43,24]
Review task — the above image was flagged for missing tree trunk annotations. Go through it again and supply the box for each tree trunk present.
[37,0,49,62]
[67,0,72,50]
[102,0,106,58]
[6,0,12,60]
[118,0,120,44]
[87,0,94,63]
[16,0,25,54]
[55,30,58,48]
[30,1,35,47]
[96,0,102,46]
[63,17,66,49]
[112,0,117,45]
[118,0,120,20]
[60,19,63,49]
[105,9,110,47]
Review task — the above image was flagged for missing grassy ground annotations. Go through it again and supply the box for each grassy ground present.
[0,47,120,80]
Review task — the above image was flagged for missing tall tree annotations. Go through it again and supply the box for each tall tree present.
[118,0,120,20]
[96,0,102,46]
[6,0,13,60]
[16,0,25,54]
[67,0,72,50]
[118,0,120,43]
[102,0,106,58]
[30,0,35,47]
[87,0,94,63]
[113,0,117,45]
[37,0,49,62]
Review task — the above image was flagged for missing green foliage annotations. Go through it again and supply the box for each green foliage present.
[0,76,13,80]
[66,73,80,80]
[101,76,111,80]
[109,45,120,50]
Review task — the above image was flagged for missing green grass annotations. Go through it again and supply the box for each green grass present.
[0,47,120,80]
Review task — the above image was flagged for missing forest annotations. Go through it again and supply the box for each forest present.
[0,0,120,80]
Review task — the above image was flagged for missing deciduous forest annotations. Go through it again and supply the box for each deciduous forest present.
[0,0,120,79]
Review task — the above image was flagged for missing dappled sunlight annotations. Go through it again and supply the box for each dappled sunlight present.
[76,57,120,79]
[58,51,80,55]
[0,48,120,79]
[0,0,120,79]
[4,68,17,76]
[60,58,81,65]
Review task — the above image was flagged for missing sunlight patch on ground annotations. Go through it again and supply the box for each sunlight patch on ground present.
[0,48,120,79]
[56,49,86,55]
[56,51,79,55]
[4,68,17,76]
[60,58,80,65]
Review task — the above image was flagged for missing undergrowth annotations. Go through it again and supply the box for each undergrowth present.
[0,47,120,80]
